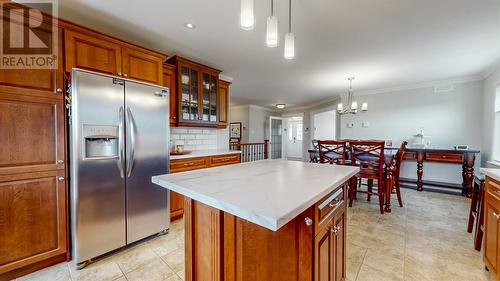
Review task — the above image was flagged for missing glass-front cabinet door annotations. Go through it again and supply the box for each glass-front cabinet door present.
[202,73,218,123]
[180,66,199,122]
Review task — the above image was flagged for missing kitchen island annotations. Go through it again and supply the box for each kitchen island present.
[152,160,358,281]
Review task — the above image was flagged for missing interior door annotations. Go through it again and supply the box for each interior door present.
[269,117,286,159]
[287,119,303,159]
[125,81,169,243]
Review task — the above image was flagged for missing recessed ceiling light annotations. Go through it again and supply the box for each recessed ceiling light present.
[184,22,196,29]
[276,104,286,109]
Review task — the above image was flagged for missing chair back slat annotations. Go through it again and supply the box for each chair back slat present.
[318,140,347,165]
[349,140,385,179]
[394,141,408,176]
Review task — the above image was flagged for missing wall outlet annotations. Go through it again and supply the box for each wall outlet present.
[346,123,354,128]
[362,122,370,128]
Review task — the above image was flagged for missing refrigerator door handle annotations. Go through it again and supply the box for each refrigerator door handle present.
[126,107,136,178]
[118,106,125,178]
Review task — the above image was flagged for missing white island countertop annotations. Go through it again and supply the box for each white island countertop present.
[152,159,358,231]
[170,149,241,160]
[481,168,500,182]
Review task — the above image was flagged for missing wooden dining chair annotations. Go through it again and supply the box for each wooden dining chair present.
[318,140,347,165]
[348,140,386,214]
[391,141,408,207]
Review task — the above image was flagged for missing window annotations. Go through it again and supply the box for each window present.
[297,123,303,141]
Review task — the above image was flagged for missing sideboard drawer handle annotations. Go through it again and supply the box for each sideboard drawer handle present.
[183,162,195,166]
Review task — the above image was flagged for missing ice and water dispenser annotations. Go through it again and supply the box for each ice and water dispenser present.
[82,125,119,159]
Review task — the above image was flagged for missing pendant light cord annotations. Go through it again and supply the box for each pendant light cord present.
[288,0,292,32]
[271,0,274,16]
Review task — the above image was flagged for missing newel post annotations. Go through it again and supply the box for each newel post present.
[264,140,269,159]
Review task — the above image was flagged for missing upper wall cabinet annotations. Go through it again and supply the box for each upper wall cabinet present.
[167,56,229,128]
[64,29,165,85]
[163,64,177,126]
[218,80,230,128]
[0,13,63,99]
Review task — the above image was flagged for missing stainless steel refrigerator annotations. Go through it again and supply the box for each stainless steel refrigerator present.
[69,69,170,268]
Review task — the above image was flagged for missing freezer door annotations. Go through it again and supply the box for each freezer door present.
[125,81,169,243]
[70,70,126,263]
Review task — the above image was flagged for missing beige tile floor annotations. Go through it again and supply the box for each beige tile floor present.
[15,188,491,281]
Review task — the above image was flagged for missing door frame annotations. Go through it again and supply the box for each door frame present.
[269,116,287,159]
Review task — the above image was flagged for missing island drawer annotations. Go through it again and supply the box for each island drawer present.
[426,152,464,163]
[210,154,241,167]
[170,157,209,173]
[314,184,346,234]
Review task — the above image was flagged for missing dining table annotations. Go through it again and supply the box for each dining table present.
[308,147,398,212]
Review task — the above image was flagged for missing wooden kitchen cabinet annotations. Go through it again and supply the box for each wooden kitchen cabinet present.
[0,171,68,277]
[64,29,165,85]
[163,64,177,126]
[166,56,226,128]
[168,154,241,220]
[0,93,66,176]
[218,79,230,127]
[0,15,64,99]
[484,177,500,280]
[121,47,163,85]
[314,186,347,281]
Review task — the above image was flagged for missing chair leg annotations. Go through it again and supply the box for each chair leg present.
[349,177,356,207]
[367,179,373,201]
[468,182,479,233]
[378,179,384,214]
[395,181,403,207]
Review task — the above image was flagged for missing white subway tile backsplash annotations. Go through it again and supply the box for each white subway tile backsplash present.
[170,127,226,152]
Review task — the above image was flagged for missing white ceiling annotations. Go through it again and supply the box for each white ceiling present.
[57,0,500,109]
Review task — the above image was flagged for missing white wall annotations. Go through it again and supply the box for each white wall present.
[339,80,483,184]
[229,105,250,142]
[230,105,279,143]
[482,67,500,166]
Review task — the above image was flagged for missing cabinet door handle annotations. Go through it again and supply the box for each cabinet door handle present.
[304,217,313,226]
[57,159,64,164]
[330,226,340,235]
[494,212,500,220]
[123,74,128,77]
[57,176,65,181]
[56,88,63,93]
[118,72,122,76]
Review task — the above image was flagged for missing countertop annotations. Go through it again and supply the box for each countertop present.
[152,159,359,231]
[481,168,500,182]
[170,149,241,160]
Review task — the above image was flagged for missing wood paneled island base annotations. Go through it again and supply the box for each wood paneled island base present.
[183,182,348,281]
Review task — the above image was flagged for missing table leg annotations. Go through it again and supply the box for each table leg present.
[416,152,424,191]
[462,153,475,197]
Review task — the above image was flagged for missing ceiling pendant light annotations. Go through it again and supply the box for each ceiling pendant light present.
[266,0,278,47]
[240,0,255,30]
[284,0,295,59]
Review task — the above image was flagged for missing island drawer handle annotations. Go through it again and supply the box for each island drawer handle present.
[304,217,313,226]
[330,226,340,235]
[318,188,343,210]
[494,212,500,220]
[328,198,342,208]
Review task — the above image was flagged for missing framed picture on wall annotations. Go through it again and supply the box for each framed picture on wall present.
[229,122,242,140]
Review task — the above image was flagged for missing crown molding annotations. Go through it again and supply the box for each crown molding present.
[219,74,234,82]
[482,60,500,79]
[248,104,279,112]
[338,75,484,97]
[229,104,249,110]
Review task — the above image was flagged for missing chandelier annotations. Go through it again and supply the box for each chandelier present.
[337,77,368,115]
